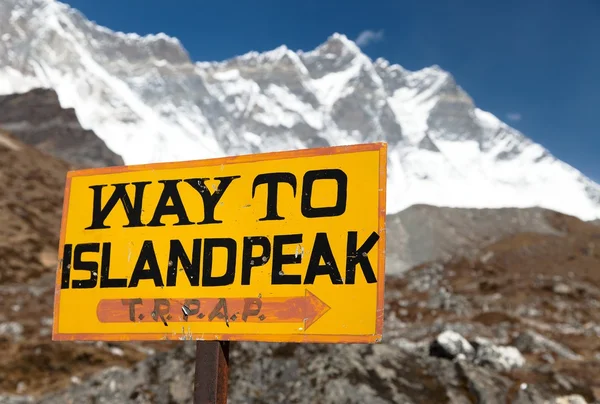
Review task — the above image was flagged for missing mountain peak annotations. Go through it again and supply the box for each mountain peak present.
[0,2,598,221]
[10,0,183,45]
[237,44,294,62]
[329,32,359,46]
[316,32,362,56]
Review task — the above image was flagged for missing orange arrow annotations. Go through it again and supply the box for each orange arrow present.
[96,289,330,330]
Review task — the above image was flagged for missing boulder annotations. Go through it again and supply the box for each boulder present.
[429,330,475,360]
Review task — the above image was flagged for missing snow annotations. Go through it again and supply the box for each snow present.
[311,60,364,108]
[264,84,323,130]
[213,69,241,81]
[474,108,501,129]
[153,59,168,67]
[0,0,599,221]
[383,137,600,220]
[243,132,262,146]
[386,68,449,144]
[0,67,45,94]
[324,32,362,55]
[262,45,290,62]
[9,8,26,23]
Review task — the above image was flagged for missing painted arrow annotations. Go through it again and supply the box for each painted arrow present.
[96,289,330,330]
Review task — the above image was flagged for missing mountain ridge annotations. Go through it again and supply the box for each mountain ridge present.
[1,0,599,220]
[0,88,124,167]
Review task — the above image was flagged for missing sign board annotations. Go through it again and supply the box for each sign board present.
[52,143,387,343]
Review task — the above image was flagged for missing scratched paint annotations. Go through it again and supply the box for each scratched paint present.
[52,143,387,343]
[96,290,329,330]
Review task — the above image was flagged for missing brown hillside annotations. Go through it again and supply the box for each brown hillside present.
[0,130,67,284]
[0,131,172,396]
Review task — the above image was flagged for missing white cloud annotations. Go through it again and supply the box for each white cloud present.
[355,30,384,47]
[506,112,522,122]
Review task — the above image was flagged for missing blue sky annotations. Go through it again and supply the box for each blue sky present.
[63,0,600,182]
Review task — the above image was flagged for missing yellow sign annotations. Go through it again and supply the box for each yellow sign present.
[52,143,387,343]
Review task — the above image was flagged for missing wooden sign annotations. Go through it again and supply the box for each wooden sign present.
[52,143,387,343]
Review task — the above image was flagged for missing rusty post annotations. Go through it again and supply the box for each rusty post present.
[193,341,230,404]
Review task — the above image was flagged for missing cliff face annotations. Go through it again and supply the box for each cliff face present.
[0,88,124,168]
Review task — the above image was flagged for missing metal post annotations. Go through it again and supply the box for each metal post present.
[193,341,230,404]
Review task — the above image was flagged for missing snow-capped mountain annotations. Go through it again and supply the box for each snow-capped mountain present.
[1,0,599,220]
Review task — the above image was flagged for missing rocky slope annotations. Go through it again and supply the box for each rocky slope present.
[0,88,123,168]
[0,131,170,397]
[4,121,595,400]
[0,129,67,286]
[28,209,600,403]
[1,164,598,404]
[386,205,564,273]
[1,0,599,220]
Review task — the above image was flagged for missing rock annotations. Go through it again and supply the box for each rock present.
[427,288,471,314]
[455,361,544,404]
[38,342,198,404]
[0,395,34,404]
[429,331,526,372]
[552,395,588,404]
[457,361,509,403]
[553,373,573,391]
[0,88,124,168]
[553,283,573,295]
[429,330,475,360]
[109,347,125,357]
[14,383,26,395]
[38,337,545,404]
[593,387,600,402]
[511,383,549,404]
[0,322,23,340]
[456,363,547,404]
[472,339,525,371]
[513,330,582,361]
